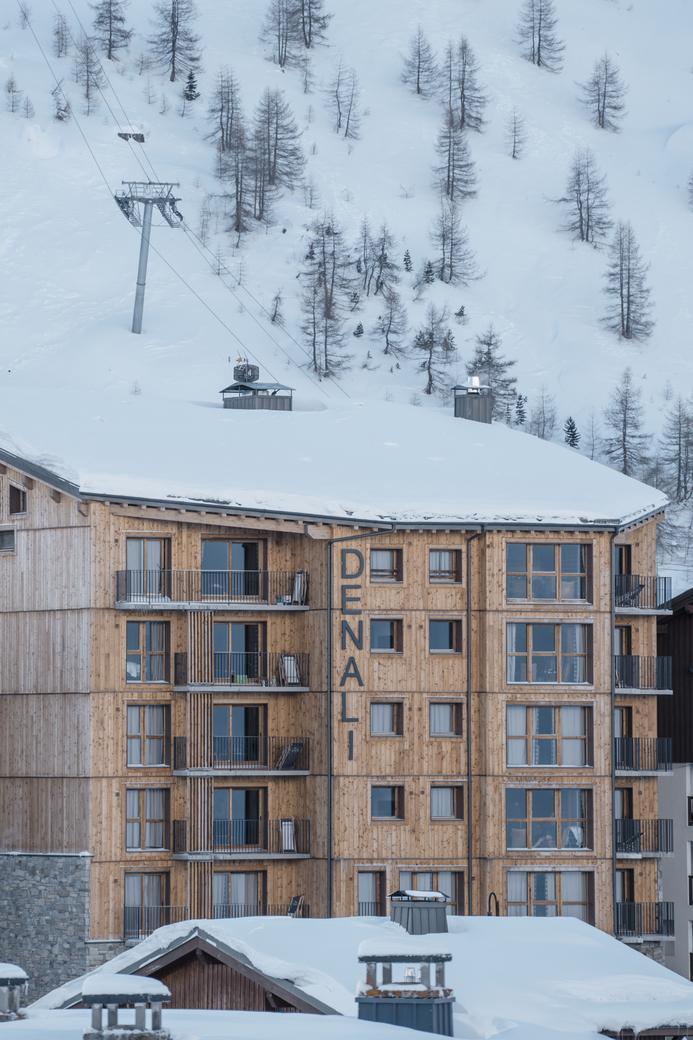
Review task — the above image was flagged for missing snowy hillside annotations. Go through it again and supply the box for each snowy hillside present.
[1,1,692,569]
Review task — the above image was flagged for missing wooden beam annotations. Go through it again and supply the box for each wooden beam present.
[110,505,307,534]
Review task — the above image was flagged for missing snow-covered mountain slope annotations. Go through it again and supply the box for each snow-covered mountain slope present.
[0,2,690,528]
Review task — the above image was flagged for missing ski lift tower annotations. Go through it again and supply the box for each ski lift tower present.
[114,181,183,334]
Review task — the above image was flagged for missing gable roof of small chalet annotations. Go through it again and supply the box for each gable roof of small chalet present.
[51,926,336,1016]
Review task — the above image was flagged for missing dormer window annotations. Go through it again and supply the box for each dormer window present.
[9,485,27,515]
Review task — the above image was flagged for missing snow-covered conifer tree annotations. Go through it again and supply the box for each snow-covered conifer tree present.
[563,416,580,448]
[465,325,517,419]
[413,305,456,395]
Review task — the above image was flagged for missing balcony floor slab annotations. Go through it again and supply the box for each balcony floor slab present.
[174,685,310,694]
[173,853,311,862]
[116,601,309,612]
[172,769,310,778]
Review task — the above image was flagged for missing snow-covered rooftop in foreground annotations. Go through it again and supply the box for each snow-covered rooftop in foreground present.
[0,400,666,527]
[36,915,693,1040]
[0,1008,439,1040]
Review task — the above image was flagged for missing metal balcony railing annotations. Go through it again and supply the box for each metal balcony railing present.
[123,905,189,941]
[173,818,310,856]
[173,735,309,772]
[615,818,674,855]
[212,903,310,919]
[614,574,672,611]
[174,651,309,688]
[614,655,672,692]
[614,737,672,773]
[115,569,309,606]
[614,901,674,938]
[357,901,386,917]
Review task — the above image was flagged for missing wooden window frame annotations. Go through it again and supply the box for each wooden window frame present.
[430,784,465,821]
[371,784,405,821]
[125,787,170,851]
[506,704,593,768]
[370,618,404,654]
[126,704,171,767]
[212,869,266,915]
[429,618,463,654]
[505,787,593,851]
[428,701,464,738]
[506,623,593,686]
[124,870,170,909]
[357,869,387,915]
[369,701,404,738]
[126,621,170,684]
[506,542,592,603]
[8,484,27,516]
[370,548,403,584]
[506,870,594,923]
[428,548,463,584]
[0,529,15,553]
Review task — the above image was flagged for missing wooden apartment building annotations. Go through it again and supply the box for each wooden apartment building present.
[0,441,674,994]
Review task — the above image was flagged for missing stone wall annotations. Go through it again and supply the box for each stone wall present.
[0,853,90,999]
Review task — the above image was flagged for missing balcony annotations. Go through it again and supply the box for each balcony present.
[115,569,309,610]
[614,574,672,613]
[615,901,674,940]
[212,903,310,920]
[173,735,310,775]
[174,651,309,692]
[123,905,189,941]
[615,818,674,857]
[172,818,311,859]
[614,737,672,775]
[614,655,673,696]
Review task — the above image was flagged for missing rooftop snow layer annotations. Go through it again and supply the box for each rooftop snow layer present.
[0,399,666,526]
[80,973,170,999]
[0,965,28,980]
[35,915,693,1039]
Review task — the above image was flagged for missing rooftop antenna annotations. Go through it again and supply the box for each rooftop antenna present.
[114,181,183,334]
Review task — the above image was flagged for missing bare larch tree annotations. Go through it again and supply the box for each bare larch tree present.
[516,0,564,72]
[73,34,105,114]
[506,107,526,159]
[401,25,438,98]
[413,305,456,395]
[435,110,477,203]
[91,0,132,61]
[602,221,654,340]
[556,148,611,245]
[602,367,648,475]
[149,0,201,83]
[580,52,627,131]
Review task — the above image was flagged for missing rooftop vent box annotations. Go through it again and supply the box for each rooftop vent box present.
[452,376,493,424]
[390,890,450,935]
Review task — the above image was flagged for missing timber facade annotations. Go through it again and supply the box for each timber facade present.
[0,449,674,995]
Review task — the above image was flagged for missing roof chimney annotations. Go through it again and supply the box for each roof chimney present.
[389,890,449,934]
[453,376,493,424]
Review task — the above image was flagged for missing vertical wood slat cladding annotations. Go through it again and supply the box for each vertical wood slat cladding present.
[0,694,90,776]
[188,860,213,918]
[0,778,89,851]
[0,611,91,694]
[188,612,214,685]
[154,951,297,1011]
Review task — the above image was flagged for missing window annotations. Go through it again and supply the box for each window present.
[358,870,386,915]
[688,797,693,827]
[429,702,463,737]
[505,788,592,850]
[431,785,464,820]
[370,702,403,737]
[213,787,265,848]
[126,704,170,766]
[370,618,403,653]
[126,622,169,683]
[212,871,265,917]
[213,621,263,681]
[506,705,592,767]
[506,623,592,684]
[429,619,462,653]
[125,538,170,599]
[506,543,591,601]
[429,549,462,583]
[370,548,403,583]
[126,788,169,850]
[371,785,404,820]
[400,870,465,915]
[213,704,264,765]
[507,871,593,923]
[615,867,635,903]
[124,872,169,939]
[9,485,27,515]
[202,540,261,599]
[0,530,15,553]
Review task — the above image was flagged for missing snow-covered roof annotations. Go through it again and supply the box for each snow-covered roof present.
[81,973,170,1001]
[0,401,666,528]
[358,937,452,960]
[35,915,693,1040]
[0,964,28,982]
